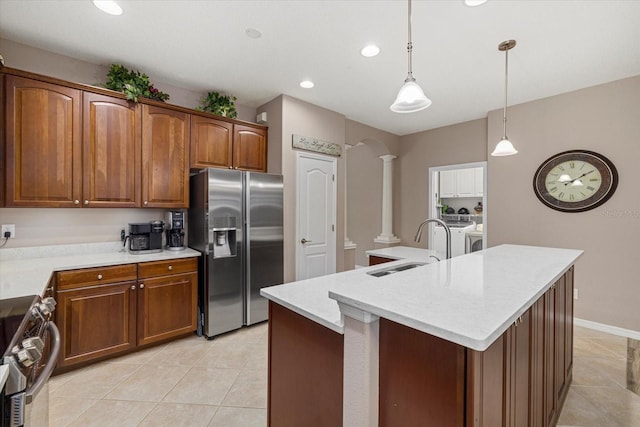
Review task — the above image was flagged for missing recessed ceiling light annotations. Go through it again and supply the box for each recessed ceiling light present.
[361,45,381,58]
[464,0,488,6]
[92,0,123,15]
[300,80,314,89]
[245,28,262,39]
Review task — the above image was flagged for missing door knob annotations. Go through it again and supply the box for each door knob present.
[301,238,312,244]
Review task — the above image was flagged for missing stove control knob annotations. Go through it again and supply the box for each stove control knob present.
[37,297,57,317]
[15,337,44,368]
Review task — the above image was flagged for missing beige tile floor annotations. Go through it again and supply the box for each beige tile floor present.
[50,322,639,426]
[49,322,268,427]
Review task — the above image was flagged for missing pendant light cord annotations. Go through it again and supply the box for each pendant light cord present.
[406,0,415,82]
[502,46,509,139]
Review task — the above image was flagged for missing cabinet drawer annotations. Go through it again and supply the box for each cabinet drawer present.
[138,257,197,279]
[57,264,137,290]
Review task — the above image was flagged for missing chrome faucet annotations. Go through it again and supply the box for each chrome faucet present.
[414,218,451,260]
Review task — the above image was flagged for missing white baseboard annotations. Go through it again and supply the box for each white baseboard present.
[574,318,640,340]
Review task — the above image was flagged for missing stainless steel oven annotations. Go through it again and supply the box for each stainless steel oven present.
[1,295,59,427]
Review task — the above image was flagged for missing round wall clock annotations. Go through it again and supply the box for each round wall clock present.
[533,150,618,213]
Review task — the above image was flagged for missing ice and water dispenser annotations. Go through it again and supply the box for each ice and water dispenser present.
[211,217,237,258]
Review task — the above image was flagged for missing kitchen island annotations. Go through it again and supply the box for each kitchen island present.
[261,244,582,427]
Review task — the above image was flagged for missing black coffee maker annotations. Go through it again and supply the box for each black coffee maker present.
[128,221,164,254]
[165,211,186,251]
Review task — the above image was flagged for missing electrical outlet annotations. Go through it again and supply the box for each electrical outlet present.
[1,224,16,238]
[574,288,579,300]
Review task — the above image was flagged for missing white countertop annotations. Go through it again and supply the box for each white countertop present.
[366,246,441,261]
[262,244,582,351]
[0,242,201,299]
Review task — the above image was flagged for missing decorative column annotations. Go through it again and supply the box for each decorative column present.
[344,144,356,250]
[374,154,400,244]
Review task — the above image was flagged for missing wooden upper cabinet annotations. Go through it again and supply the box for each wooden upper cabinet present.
[83,93,141,207]
[5,75,82,207]
[233,124,267,172]
[141,104,190,208]
[190,115,233,169]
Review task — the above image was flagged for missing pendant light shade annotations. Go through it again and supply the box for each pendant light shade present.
[391,80,432,113]
[491,40,518,157]
[390,0,431,113]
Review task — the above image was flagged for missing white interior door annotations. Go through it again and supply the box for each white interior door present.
[296,152,337,280]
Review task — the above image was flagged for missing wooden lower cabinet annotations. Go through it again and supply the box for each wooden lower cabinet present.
[137,258,198,346]
[55,257,198,369]
[369,255,395,266]
[56,281,137,366]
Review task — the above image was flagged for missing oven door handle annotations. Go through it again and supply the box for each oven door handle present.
[25,322,60,405]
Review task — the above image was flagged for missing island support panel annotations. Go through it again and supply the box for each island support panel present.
[378,267,574,427]
[267,301,344,427]
[379,320,466,427]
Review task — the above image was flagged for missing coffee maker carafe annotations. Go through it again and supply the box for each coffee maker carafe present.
[166,210,186,251]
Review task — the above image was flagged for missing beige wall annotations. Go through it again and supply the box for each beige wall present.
[261,96,347,282]
[488,75,640,332]
[396,119,488,248]
[0,38,257,121]
[257,96,283,174]
[0,208,164,247]
[345,120,401,266]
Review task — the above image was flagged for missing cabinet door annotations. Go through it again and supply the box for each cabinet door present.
[190,115,233,169]
[530,298,546,427]
[137,271,197,346]
[83,93,141,207]
[233,125,267,172]
[564,268,574,383]
[555,275,567,400]
[505,309,531,427]
[141,105,190,208]
[56,282,137,367]
[5,75,81,207]
[544,284,557,425]
[456,168,476,197]
[439,170,457,198]
[475,167,484,197]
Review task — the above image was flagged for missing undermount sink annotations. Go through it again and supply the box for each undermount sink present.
[367,261,428,277]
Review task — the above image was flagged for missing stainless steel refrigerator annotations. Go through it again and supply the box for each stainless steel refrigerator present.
[189,168,284,338]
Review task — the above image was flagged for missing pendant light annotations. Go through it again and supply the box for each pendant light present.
[390,0,432,113]
[491,40,518,156]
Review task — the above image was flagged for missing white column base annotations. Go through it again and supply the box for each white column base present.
[338,303,379,427]
[374,235,401,244]
[344,238,357,250]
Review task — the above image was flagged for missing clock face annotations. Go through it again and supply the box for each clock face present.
[533,150,618,212]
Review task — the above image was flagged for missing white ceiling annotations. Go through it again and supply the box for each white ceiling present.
[1,0,639,136]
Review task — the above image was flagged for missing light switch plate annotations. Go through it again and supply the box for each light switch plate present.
[1,224,15,238]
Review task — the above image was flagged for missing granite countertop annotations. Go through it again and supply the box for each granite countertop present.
[0,242,201,299]
[263,244,583,351]
[366,246,441,261]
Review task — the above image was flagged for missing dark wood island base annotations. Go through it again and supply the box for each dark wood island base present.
[268,267,574,427]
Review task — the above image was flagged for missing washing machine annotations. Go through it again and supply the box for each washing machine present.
[465,229,484,253]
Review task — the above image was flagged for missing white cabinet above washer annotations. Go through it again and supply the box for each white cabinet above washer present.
[439,167,483,198]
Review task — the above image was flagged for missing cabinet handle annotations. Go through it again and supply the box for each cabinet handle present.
[168,265,173,271]
[131,285,136,290]
[84,200,89,205]
[97,274,103,280]
[74,200,80,205]
[139,284,145,289]
[228,166,233,169]
[143,200,148,206]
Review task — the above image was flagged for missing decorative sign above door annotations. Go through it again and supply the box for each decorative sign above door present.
[292,134,342,157]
